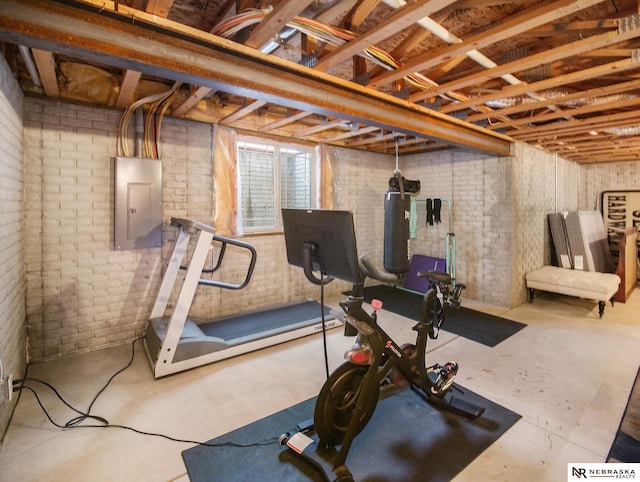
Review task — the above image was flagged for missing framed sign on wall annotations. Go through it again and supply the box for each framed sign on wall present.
[600,190,640,264]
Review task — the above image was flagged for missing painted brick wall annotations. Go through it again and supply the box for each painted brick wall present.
[403,142,580,307]
[580,161,640,210]
[22,99,395,362]
[23,100,172,360]
[0,54,26,437]
[511,143,579,305]
[21,95,634,364]
[333,147,393,266]
[402,150,514,303]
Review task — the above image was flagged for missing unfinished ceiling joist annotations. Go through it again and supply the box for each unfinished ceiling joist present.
[314,0,459,72]
[371,0,606,89]
[0,0,511,157]
[30,48,59,97]
[115,69,142,108]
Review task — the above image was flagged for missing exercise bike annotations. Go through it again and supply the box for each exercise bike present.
[315,272,472,443]
[280,208,485,481]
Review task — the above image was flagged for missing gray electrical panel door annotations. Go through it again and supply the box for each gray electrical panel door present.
[114,157,162,250]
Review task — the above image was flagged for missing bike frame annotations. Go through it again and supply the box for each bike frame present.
[325,286,443,474]
[340,287,441,395]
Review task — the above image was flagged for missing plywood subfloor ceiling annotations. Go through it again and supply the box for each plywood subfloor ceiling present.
[2,0,640,163]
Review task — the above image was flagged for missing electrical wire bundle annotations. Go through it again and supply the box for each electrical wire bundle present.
[211,9,474,104]
[116,81,182,159]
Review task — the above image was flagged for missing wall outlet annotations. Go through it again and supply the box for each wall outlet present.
[0,374,12,402]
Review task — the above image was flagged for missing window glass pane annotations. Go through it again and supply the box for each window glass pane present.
[281,148,312,209]
[238,143,275,228]
[237,138,316,232]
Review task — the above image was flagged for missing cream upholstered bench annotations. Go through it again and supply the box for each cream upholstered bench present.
[525,266,620,318]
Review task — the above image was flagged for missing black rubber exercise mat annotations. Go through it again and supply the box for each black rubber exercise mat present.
[360,284,527,348]
[608,366,640,463]
[182,386,520,482]
[182,385,521,481]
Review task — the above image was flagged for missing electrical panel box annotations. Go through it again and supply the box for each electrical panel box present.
[114,157,162,250]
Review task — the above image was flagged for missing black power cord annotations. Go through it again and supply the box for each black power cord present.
[12,337,285,448]
[320,270,330,379]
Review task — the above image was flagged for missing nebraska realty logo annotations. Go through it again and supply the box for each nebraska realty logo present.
[568,464,639,480]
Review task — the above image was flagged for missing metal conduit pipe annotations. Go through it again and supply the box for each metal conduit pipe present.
[260,0,341,54]
[18,45,42,87]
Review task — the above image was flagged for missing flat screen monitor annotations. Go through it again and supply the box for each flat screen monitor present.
[282,209,362,285]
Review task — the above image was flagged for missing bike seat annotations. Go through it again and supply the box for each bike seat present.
[417,271,452,285]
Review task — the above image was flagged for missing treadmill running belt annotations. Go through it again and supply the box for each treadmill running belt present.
[198,301,332,341]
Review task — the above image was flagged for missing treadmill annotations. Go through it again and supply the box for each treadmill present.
[144,218,338,378]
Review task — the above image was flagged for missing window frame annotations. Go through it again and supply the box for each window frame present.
[237,135,319,234]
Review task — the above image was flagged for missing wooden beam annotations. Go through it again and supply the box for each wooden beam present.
[258,110,313,132]
[220,99,267,124]
[115,69,141,108]
[410,32,638,103]
[0,0,511,155]
[324,125,380,142]
[171,85,212,117]
[130,0,146,10]
[245,0,315,50]
[145,0,173,17]
[467,77,640,122]
[315,0,458,72]
[348,132,396,147]
[440,57,640,115]
[31,48,59,97]
[342,0,381,29]
[509,110,640,139]
[395,141,447,154]
[314,0,359,25]
[488,96,640,130]
[297,118,347,137]
[370,0,605,89]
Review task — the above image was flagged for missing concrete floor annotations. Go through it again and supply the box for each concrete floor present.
[1,289,639,482]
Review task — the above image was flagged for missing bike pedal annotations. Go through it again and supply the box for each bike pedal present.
[449,396,485,418]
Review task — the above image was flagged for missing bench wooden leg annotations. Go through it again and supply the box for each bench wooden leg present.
[527,288,535,303]
[598,301,605,318]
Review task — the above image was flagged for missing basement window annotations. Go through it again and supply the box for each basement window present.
[237,137,318,233]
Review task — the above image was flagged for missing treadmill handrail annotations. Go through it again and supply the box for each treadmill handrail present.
[199,242,226,275]
[171,217,216,235]
[198,233,257,290]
